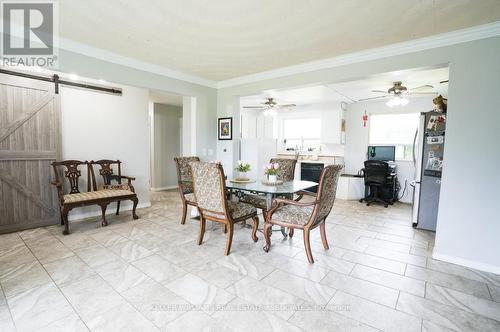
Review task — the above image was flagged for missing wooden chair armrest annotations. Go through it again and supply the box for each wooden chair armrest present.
[294,190,316,201]
[119,175,136,181]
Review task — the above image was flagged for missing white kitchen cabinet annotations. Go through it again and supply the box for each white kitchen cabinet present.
[242,112,274,139]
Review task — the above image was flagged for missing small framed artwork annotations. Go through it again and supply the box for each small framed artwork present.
[218,117,232,140]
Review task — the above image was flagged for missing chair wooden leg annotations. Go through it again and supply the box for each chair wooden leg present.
[198,217,206,245]
[288,228,295,238]
[99,203,108,227]
[320,222,329,250]
[251,216,259,242]
[303,227,314,263]
[131,197,139,219]
[263,222,272,252]
[181,203,188,225]
[224,224,228,233]
[59,207,64,225]
[62,206,70,235]
[224,222,234,256]
[116,201,121,215]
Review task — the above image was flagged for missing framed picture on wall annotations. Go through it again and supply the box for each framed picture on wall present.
[218,117,232,140]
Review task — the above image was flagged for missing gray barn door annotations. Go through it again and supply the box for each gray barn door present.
[0,74,61,233]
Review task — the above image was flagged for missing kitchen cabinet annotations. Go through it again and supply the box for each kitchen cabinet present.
[321,107,344,144]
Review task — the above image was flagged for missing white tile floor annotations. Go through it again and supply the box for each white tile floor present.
[1,190,500,331]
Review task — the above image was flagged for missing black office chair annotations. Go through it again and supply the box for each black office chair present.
[360,160,392,208]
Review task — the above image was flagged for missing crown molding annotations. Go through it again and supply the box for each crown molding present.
[59,38,218,88]
[216,21,500,89]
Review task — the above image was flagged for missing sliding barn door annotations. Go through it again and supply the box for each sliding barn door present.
[0,74,61,233]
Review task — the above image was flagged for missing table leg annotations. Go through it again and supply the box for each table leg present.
[265,193,287,238]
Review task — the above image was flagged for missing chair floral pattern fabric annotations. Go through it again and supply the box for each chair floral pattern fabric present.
[313,164,343,226]
[174,156,200,194]
[270,158,297,181]
[204,201,257,220]
[272,204,313,225]
[190,161,225,214]
[240,195,267,210]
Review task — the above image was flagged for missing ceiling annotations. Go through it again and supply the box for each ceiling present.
[241,66,449,107]
[149,90,183,106]
[59,1,500,81]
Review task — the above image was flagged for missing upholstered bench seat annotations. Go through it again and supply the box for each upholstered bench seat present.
[63,189,135,204]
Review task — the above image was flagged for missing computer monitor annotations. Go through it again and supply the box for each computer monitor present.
[367,146,395,161]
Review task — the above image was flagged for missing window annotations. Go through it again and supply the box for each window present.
[369,113,419,160]
[283,118,321,150]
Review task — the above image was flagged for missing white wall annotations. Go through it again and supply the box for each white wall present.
[152,103,181,190]
[216,36,500,274]
[60,83,150,220]
[345,98,434,203]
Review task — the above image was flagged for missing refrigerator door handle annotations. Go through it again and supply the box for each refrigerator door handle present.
[412,128,418,164]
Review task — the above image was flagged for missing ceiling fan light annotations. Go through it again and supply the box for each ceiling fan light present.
[269,109,277,116]
[400,98,409,106]
[263,109,269,116]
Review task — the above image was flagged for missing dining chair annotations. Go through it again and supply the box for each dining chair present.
[263,164,343,263]
[190,161,259,255]
[240,157,297,215]
[174,156,200,224]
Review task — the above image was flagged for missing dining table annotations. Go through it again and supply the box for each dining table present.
[226,179,318,237]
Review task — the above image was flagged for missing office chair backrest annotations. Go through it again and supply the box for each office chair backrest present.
[364,160,389,186]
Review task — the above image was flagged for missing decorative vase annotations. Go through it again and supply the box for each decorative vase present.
[238,171,249,180]
[268,174,277,183]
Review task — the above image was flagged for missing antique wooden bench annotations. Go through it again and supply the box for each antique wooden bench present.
[51,159,139,235]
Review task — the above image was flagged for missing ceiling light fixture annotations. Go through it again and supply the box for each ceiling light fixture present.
[386,96,409,107]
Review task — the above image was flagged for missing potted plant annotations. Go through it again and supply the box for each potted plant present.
[264,162,280,182]
[235,160,251,180]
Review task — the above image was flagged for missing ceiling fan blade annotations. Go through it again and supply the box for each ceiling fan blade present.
[242,106,265,108]
[410,84,434,90]
[371,90,387,94]
[279,104,296,107]
[409,92,438,95]
[440,80,449,84]
[358,95,389,101]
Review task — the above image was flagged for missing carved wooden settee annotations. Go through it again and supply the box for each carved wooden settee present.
[51,159,139,234]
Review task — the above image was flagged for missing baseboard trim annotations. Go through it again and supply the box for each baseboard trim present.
[68,202,151,222]
[432,251,500,275]
[151,186,177,192]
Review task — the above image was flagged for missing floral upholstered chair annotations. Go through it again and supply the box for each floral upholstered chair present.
[174,156,200,224]
[240,158,297,213]
[190,161,259,256]
[263,164,343,263]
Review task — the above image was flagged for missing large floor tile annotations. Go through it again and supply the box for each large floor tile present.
[60,275,124,321]
[216,253,276,280]
[397,292,500,331]
[213,297,303,332]
[164,273,234,312]
[0,244,37,275]
[35,312,89,332]
[29,240,74,264]
[108,240,153,262]
[263,269,336,305]
[295,251,355,274]
[350,264,425,296]
[427,258,500,287]
[0,260,52,298]
[132,254,187,284]
[43,255,96,287]
[226,276,304,320]
[74,244,124,269]
[7,282,76,332]
[364,245,427,267]
[321,269,399,307]
[341,250,406,274]
[289,303,379,332]
[95,259,150,292]
[425,283,500,322]
[121,278,190,327]
[0,305,16,332]
[489,284,500,302]
[188,261,244,289]
[85,301,159,332]
[164,311,232,332]
[329,291,421,332]
[405,265,491,299]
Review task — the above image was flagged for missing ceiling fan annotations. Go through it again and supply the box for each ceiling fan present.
[358,81,438,103]
[242,97,296,116]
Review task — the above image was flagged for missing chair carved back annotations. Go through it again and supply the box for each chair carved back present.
[190,161,228,217]
[174,156,200,194]
[312,164,343,226]
[51,160,90,196]
[270,158,297,181]
[88,160,122,190]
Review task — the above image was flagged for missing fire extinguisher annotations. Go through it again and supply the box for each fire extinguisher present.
[363,111,368,127]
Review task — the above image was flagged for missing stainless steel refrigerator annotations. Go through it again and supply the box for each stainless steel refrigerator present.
[411,111,446,231]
